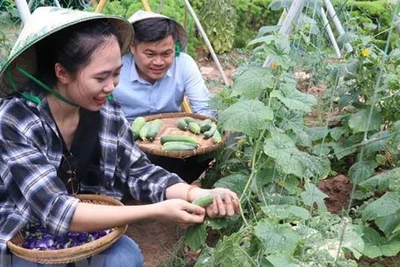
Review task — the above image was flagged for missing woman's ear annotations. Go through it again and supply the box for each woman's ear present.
[54,63,70,84]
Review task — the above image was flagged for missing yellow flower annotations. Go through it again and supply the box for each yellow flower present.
[361,48,371,57]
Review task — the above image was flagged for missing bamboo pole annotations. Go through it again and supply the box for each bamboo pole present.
[141,0,152,12]
[183,0,230,86]
[95,0,107,13]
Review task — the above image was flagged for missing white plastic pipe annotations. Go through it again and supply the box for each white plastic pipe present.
[15,0,32,25]
[320,7,341,58]
[263,0,306,67]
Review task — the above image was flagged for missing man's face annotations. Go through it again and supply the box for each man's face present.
[130,35,175,84]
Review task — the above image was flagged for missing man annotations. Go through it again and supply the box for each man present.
[114,10,216,184]
[114,10,216,121]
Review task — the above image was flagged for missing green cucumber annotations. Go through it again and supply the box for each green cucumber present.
[188,122,201,135]
[183,117,196,124]
[199,119,212,133]
[162,142,198,151]
[147,119,163,141]
[131,116,146,140]
[177,117,189,131]
[203,123,217,139]
[139,122,152,140]
[192,194,214,207]
[212,129,222,144]
[160,135,198,145]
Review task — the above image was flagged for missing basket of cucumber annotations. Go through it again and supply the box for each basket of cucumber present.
[132,112,226,158]
[7,194,128,264]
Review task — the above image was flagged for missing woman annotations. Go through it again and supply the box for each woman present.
[0,7,239,267]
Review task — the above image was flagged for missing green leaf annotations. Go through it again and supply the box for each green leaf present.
[261,205,311,221]
[375,213,400,238]
[359,167,400,191]
[270,82,317,113]
[214,232,255,267]
[348,109,381,134]
[362,192,400,221]
[214,173,248,196]
[185,223,207,251]
[267,255,299,267]
[231,68,274,99]
[194,246,215,267]
[348,160,376,184]
[254,219,300,256]
[300,182,328,213]
[362,227,400,258]
[304,126,330,142]
[329,127,347,141]
[219,100,273,138]
[263,133,331,179]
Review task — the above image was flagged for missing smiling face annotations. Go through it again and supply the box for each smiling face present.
[130,35,175,84]
[60,37,122,111]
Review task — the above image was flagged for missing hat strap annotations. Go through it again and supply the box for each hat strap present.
[7,71,41,104]
[175,40,181,57]
[16,67,79,107]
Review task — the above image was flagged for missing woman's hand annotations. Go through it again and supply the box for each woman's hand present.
[156,199,206,228]
[188,187,240,218]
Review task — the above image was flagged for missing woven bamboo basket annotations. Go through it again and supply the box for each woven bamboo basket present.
[7,194,128,264]
[135,112,226,159]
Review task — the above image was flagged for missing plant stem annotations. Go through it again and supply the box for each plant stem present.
[239,126,269,226]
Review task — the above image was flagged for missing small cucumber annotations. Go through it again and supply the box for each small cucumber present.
[160,135,198,145]
[131,116,146,140]
[192,194,214,207]
[139,122,152,140]
[177,117,189,131]
[203,123,217,139]
[162,142,198,151]
[183,117,196,124]
[147,119,163,141]
[199,119,212,133]
[188,122,201,135]
[212,129,222,144]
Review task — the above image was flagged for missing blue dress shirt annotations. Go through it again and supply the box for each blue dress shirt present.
[114,52,216,121]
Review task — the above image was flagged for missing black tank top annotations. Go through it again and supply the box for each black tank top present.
[56,109,101,194]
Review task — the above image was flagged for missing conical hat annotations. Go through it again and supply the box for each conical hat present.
[0,7,133,97]
[128,10,188,49]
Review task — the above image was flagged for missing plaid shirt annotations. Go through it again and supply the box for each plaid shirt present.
[0,93,183,262]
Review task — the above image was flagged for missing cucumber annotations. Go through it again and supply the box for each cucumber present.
[139,122,152,140]
[162,142,198,151]
[160,135,198,145]
[199,119,212,133]
[212,129,222,144]
[177,117,189,131]
[131,116,146,140]
[188,122,201,135]
[183,117,196,124]
[192,194,214,207]
[203,123,217,139]
[147,119,163,141]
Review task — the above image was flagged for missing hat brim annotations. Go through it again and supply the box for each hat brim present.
[128,10,188,50]
[0,10,133,98]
